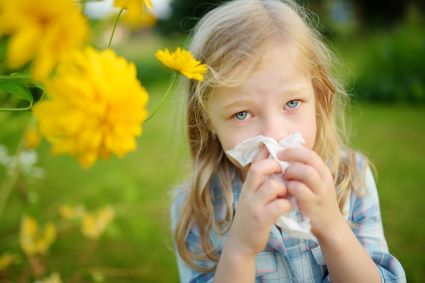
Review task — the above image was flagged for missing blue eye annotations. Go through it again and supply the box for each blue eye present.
[286,100,300,109]
[234,111,249,120]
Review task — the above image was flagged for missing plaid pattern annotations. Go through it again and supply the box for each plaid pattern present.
[171,158,406,282]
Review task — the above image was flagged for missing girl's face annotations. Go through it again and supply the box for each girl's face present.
[207,43,317,171]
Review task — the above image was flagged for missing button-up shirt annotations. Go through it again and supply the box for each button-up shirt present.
[171,159,406,282]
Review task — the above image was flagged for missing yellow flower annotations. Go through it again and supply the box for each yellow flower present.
[24,127,41,149]
[58,204,86,220]
[33,47,149,168]
[0,252,18,271]
[38,272,62,283]
[0,0,89,81]
[155,47,208,81]
[122,7,156,28]
[115,0,154,26]
[20,215,56,256]
[81,207,115,240]
[114,0,153,23]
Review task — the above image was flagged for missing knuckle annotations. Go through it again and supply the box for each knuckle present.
[304,166,316,177]
[273,200,288,215]
[270,178,284,192]
[268,184,280,197]
[272,200,283,212]
[306,149,317,160]
[288,180,302,192]
[249,162,262,175]
[267,178,278,189]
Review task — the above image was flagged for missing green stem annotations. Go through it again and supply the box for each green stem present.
[108,8,124,48]
[144,74,177,123]
[0,75,31,80]
[0,116,36,220]
[0,106,32,112]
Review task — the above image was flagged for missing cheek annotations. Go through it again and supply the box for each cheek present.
[216,132,242,152]
[213,122,251,151]
[215,132,246,170]
[302,108,317,150]
[304,124,316,150]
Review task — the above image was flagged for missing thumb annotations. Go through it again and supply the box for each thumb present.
[266,198,292,222]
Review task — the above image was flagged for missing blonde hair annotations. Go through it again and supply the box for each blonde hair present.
[174,0,367,273]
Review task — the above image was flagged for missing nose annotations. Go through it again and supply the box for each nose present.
[261,113,289,141]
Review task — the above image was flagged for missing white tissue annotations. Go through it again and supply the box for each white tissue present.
[226,133,315,240]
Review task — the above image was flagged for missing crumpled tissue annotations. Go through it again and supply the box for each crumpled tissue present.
[226,133,315,240]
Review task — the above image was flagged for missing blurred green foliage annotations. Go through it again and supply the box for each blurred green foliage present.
[349,19,425,103]
[157,0,226,34]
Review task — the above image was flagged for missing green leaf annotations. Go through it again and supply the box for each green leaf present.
[0,77,34,111]
[0,38,9,74]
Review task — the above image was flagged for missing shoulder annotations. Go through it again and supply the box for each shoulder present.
[340,150,374,194]
[346,151,383,228]
[352,151,376,196]
[341,149,369,173]
[339,150,378,218]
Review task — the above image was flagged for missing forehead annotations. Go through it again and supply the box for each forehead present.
[209,41,312,102]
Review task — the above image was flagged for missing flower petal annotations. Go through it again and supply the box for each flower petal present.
[7,28,40,69]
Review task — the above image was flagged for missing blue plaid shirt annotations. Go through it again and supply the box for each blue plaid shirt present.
[171,160,406,282]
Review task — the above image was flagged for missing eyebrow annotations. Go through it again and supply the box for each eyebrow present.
[279,87,312,98]
[222,86,312,109]
[222,98,255,110]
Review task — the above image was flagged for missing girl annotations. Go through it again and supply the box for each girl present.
[171,0,406,282]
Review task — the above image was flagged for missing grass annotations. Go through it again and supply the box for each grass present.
[349,103,425,283]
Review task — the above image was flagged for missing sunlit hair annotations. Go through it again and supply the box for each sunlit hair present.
[174,0,368,272]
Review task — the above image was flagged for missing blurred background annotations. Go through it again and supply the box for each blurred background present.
[1,0,424,282]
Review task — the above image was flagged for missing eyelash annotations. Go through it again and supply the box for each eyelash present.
[284,99,301,110]
[233,111,250,121]
[232,100,301,121]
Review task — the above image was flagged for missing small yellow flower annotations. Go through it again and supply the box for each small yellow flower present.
[59,204,86,220]
[24,127,41,149]
[0,0,89,81]
[0,252,18,271]
[38,272,62,283]
[155,47,208,81]
[122,7,156,28]
[114,0,153,22]
[20,215,56,256]
[114,0,154,26]
[33,47,149,168]
[81,207,115,240]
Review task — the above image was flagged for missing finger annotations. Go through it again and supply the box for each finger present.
[245,159,282,191]
[257,177,288,203]
[286,180,315,208]
[283,163,323,194]
[263,198,292,222]
[278,148,331,182]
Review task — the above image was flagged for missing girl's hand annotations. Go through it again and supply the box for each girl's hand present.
[226,147,292,258]
[278,147,346,240]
